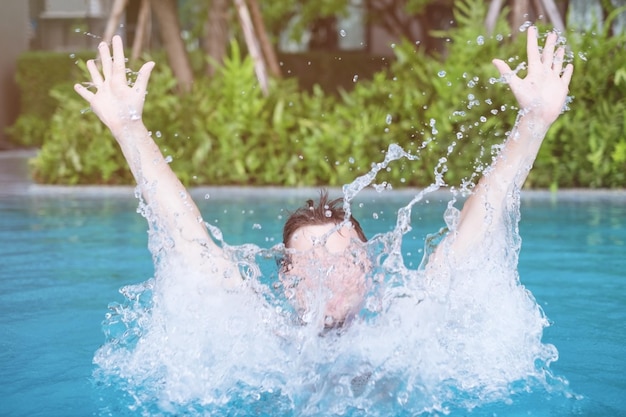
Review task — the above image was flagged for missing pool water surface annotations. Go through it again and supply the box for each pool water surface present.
[0,186,625,416]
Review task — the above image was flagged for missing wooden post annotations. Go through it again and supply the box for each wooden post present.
[233,0,269,95]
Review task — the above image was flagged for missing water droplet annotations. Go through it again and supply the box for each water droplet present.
[155,131,162,138]
[437,70,446,77]
[476,35,485,45]
[339,29,347,37]
[164,155,173,164]
[353,74,359,83]
[385,114,393,125]
[496,33,503,41]
[577,52,588,62]
[519,21,533,32]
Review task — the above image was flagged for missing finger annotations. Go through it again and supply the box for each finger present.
[86,59,104,86]
[133,61,155,93]
[560,63,574,86]
[492,58,515,80]
[542,32,558,67]
[74,83,94,102]
[526,26,541,67]
[111,35,127,83]
[98,41,113,79]
[553,46,565,74]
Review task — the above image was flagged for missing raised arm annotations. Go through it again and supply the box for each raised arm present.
[439,27,573,258]
[74,36,239,286]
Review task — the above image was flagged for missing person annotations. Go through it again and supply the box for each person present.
[74,27,573,330]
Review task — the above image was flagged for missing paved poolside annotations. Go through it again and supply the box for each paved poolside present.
[0,149,36,193]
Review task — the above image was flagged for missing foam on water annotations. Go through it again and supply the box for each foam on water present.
[94,153,563,416]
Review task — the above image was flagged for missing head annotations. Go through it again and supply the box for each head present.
[280,190,371,327]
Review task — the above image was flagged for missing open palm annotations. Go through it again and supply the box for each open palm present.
[492,26,574,126]
[74,36,155,132]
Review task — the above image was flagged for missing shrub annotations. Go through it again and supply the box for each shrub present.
[8,51,95,147]
[27,0,626,188]
[532,8,626,189]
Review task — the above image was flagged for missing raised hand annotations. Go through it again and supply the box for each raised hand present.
[74,35,155,133]
[492,26,574,126]
[429,26,575,264]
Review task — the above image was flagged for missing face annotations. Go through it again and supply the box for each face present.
[280,223,371,327]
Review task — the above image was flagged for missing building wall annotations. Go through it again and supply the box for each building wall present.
[0,2,30,147]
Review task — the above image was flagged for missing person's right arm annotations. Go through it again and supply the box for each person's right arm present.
[74,36,240,287]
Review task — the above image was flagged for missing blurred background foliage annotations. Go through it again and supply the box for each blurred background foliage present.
[8,0,626,188]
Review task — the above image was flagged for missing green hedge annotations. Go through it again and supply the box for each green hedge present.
[8,50,96,147]
[15,0,626,188]
[7,48,385,148]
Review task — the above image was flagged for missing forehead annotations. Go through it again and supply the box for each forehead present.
[287,223,361,253]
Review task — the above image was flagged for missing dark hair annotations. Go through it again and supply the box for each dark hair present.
[282,189,367,247]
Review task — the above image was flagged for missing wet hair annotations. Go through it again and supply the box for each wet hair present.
[282,189,367,247]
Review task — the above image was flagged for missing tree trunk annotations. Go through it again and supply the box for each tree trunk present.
[510,0,532,33]
[246,0,281,78]
[485,0,505,35]
[150,0,194,92]
[233,0,269,95]
[538,0,565,32]
[131,0,151,61]
[204,0,229,77]
[103,0,129,42]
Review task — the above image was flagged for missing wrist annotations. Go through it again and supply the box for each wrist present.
[108,119,150,143]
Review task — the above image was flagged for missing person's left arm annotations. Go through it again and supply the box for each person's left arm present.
[429,27,573,263]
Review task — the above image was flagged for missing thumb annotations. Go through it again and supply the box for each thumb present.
[492,59,512,78]
[134,61,156,94]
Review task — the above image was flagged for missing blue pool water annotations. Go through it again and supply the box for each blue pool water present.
[1,184,625,416]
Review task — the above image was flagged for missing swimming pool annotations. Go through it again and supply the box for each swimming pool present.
[1,176,625,415]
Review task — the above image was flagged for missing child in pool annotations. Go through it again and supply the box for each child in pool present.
[74,27,573,329]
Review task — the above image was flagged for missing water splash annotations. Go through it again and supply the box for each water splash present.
[94,138,567,416]
[93,33,577,415]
